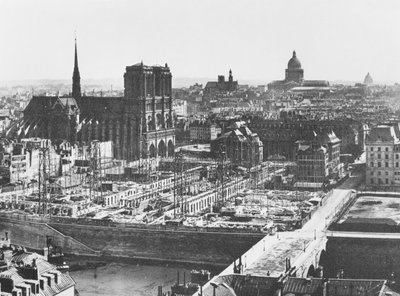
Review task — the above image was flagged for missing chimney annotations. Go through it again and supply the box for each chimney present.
[158,286,163,296]
[43,248,49,258]
[43,274,53,288]
[49,272,59,285]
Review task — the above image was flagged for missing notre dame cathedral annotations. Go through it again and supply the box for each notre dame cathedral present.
[22,39,175,161]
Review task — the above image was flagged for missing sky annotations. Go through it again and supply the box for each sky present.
[1,0,400,85]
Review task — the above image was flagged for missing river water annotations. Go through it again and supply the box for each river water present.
[71,263,192,296]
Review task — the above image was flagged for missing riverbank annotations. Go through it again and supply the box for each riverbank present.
[64,254,224,274]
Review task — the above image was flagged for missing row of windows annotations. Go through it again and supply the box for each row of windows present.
[370,146,400,152]
[370,178,390,184]
[370,147,390,152]
[370,162,391,167]
[369,153,400,160]
[370,171,390,176]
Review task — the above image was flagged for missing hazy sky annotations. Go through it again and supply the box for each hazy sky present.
[1,0,400,85]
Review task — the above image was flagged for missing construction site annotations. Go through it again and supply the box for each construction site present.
[0,137,330,236]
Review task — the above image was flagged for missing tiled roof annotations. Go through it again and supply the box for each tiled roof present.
[283,278,387,296]
[1,254,75,296]
[202,274,279,296]
[40,270,75,296]
[326,279,386,296]
[283,277,322,295]
[11,252,45,266]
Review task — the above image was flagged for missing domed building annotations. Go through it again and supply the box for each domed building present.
[268,50,329,91]
[363,72,373,85]
[285,51,304,83]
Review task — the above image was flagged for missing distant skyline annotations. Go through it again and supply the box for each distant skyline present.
[1,0,400,85]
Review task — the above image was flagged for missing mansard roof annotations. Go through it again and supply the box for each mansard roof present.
[367,124,400,143]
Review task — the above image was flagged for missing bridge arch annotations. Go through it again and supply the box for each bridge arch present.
[318,249,328,268]
[307,264,316,277]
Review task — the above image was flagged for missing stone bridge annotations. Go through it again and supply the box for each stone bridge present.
[198,189,355,295]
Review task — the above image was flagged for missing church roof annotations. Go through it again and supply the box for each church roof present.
[205,81,218,89]
[288,51,302,69]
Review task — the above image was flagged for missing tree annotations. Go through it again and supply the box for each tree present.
[344,143,363,159]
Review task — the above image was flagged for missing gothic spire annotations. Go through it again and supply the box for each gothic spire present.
[72,35,81,99]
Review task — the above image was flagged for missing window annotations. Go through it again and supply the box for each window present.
[386,147,389,152]
[371,179,374,184]
[386,171,389,176]
[378,171,381,176]
[386,162,389,167]
[370,162,374,167]
[397,162,399,168]
[370,147,374,151]
[397,154,399,160]
[386,178,389,184]
[385,154,389,160]
[378,154,381,159]
[378,162,381,167]
[378,147,381,152]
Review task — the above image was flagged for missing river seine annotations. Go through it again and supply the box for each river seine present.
[71,262,192,296]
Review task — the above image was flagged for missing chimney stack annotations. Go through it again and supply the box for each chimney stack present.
[157,286,163,296]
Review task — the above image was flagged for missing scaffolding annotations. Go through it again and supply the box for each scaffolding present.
[38,147,50,216]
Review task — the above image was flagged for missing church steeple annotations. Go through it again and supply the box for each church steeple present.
[72,36,81,99]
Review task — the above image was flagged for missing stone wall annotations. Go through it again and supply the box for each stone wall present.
[0,214,264,266]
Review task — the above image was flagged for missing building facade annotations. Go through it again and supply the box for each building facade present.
[211,123,263,168]
[189,121,221,143]
[365,124,400,187]
[296,131,341,187]
[246,115,362,161]
[21,40,175,162]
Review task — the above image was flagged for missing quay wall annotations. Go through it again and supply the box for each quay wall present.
[0,213,264,265]
[325,237,400,281]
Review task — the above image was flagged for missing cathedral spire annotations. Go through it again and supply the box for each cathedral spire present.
[72,35,81,99]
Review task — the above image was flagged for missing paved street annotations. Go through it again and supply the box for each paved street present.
[244,187,353,276]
